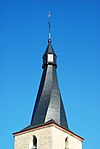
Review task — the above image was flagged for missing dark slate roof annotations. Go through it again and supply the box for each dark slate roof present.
[44,39,56,55]
[29,41,69,130]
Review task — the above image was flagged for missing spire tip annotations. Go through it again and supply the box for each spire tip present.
[48,12,51,41]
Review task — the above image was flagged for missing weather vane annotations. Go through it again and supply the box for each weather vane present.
[48,11,51,40]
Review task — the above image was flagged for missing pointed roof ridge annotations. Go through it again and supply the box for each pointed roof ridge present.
[44,39,56,55]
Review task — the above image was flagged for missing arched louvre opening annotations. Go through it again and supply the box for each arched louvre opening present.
[31,135,37,149]
[65,137,69,149]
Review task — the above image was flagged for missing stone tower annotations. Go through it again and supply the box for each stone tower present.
[13,17,84,148]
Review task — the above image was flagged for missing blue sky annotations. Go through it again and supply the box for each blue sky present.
[0,0,100,148]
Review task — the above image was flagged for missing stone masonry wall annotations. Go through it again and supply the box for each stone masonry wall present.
[14,124,82,149]
[52,125,82,149]
[14,126,52,149]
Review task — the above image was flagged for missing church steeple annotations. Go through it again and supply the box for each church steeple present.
[29,12,69,130]
[13,15,84,149]
[30,37,69,130]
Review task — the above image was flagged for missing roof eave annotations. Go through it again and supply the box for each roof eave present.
[13,121,84,142]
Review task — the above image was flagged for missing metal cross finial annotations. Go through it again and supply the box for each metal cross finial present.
[48,11,51,40]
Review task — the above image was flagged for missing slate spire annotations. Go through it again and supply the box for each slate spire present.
[29,13,69,130]
[30,38,69,129]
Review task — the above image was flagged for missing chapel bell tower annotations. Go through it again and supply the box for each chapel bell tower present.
[13,14,84,149]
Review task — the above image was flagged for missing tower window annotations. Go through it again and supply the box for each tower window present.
[65,137,69,149]
[31,135,37,149]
